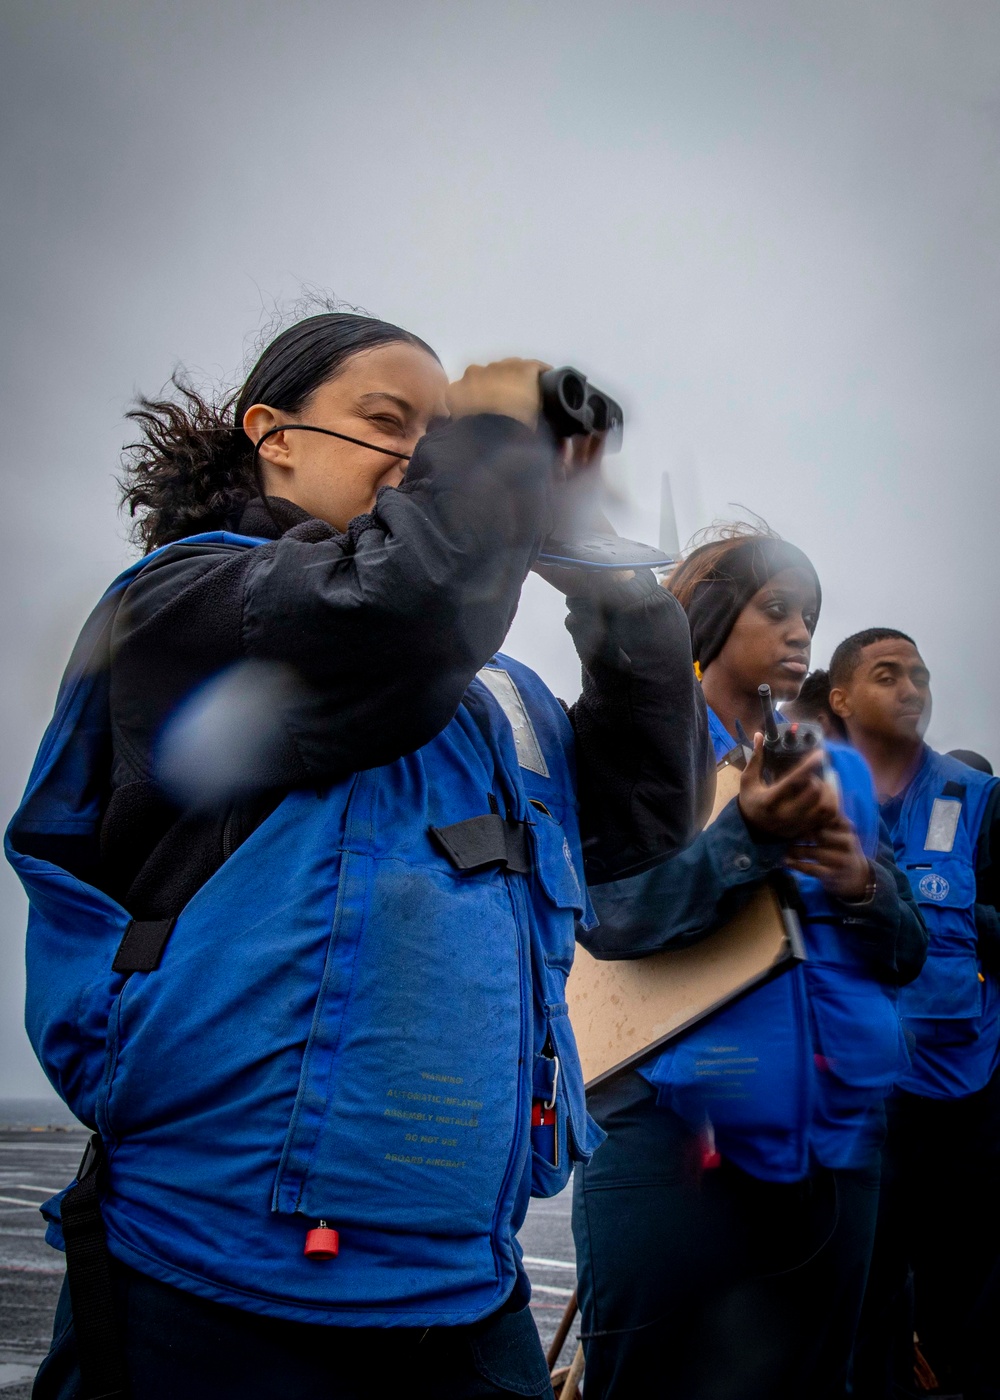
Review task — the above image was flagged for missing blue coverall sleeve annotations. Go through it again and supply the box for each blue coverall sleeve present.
[565,574,715,885]
[582,805,928,989]
[580,799,786,959]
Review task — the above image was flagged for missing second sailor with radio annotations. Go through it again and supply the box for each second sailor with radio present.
[572,525,928,1400]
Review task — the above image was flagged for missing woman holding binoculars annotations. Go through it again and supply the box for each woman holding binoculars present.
[574,526,929,1400]
[8,311,712,1399]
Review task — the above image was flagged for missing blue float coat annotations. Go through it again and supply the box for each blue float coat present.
[6,534,605,1327]
[885,746,999,1098]
[639,708,909,1182]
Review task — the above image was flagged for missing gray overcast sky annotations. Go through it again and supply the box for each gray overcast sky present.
[2,0,999,1096]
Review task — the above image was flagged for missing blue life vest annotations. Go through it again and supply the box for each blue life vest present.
[5,534,604,1327]
[887,746,999,1099]
[642,707,908,1182]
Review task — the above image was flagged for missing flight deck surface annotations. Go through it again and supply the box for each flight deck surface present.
[0,1111,580,1396]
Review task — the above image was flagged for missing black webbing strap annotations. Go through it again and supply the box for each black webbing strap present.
[430,814,531,875]
[61,1135,128,1399]
[112,919,175,974]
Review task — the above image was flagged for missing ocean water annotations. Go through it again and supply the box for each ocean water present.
[0,1098,84,1129]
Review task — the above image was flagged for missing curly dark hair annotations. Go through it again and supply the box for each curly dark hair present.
[120,311,438,552]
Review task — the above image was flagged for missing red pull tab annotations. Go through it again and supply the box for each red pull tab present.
[699,1122,721,1171]
[532,1101,556,1128]
[304,1221,339,1260]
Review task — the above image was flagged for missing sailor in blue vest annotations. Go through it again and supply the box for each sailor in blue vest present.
[571,529,928,1400]
[829,628,1000,1400]
[6,313,712,1399]
[782,666,848,741]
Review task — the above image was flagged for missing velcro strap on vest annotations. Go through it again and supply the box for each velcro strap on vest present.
[61,1134,129,1399]
[430,814,531,875]
[112,919,176,974]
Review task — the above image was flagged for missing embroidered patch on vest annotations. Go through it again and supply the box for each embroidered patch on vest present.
[918,872,951,902]
[924,797,962,853]
[476,668,550,777]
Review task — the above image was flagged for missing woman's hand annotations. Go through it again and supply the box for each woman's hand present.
[446,358,551,429]
[784,816,873,901]
[738,732,839,841]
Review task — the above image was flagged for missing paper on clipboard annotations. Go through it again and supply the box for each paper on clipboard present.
[566,759,805,1091]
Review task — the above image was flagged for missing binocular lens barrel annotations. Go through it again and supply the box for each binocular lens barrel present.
[539,367,624,453]
[562,373,587,412]
[534,361,654,571]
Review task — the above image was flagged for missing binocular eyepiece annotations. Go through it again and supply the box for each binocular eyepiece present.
[539,367,624,454]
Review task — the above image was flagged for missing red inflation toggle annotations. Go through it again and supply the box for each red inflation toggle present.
[304,1221,339,1260]
[532,1101,556,1128]
[699,1122,721,1170]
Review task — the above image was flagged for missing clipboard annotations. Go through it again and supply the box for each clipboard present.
[566,758,806,1091]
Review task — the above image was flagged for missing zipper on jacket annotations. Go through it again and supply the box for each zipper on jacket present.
[487,861,533,1300]
[222,806,237,862]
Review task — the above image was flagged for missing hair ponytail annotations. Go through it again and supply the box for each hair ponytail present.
[120,311,438,552]
[120,378,253,552]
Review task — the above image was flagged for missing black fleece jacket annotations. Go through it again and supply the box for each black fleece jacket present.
[101,414,712,919]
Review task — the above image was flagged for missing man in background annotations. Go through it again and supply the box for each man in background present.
[781,667,846,740]
[829,628,1000,1400]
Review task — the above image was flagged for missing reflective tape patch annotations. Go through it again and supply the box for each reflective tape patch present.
[924,797,962,853]
[476,668,550,777]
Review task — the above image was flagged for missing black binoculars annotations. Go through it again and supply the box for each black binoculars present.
[534,364,671,571]
[539,367,624,454]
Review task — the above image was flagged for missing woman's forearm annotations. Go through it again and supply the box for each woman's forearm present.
[566,575,714,884]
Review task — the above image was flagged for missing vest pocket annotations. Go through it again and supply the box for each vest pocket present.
[646,974,812,1180]
[905,855,976,912]
[274,853,528,1237]
[805,966,907,1090]
[529,813,589,973]
[902,856,981,1020]
[530,1005,605,1197]
[899,946,984,1020]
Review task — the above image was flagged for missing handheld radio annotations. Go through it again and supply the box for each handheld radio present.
[758,684,826,785]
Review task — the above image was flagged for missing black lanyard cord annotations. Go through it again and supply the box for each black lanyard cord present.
[249,422,412,529]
